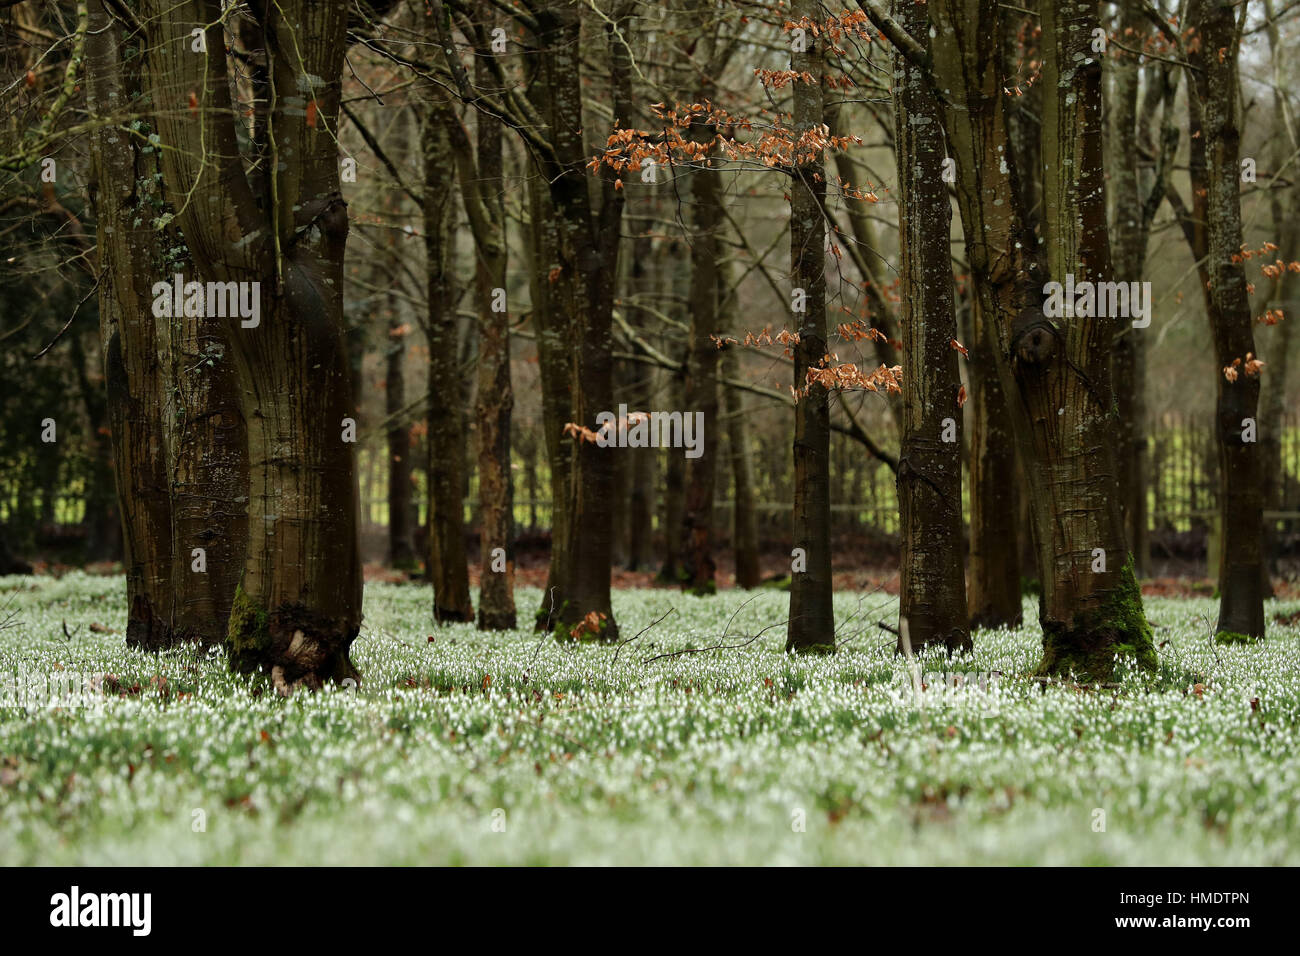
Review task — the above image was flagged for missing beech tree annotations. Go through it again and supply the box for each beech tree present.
[929,0,1155,679]
[785,0,835,654]
[423,90,475,624]
[141,0,363,690]
[1184,0,1266,642]
[85,0,176,650]
[890,0,970,653]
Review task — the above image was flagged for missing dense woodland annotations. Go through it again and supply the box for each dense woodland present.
[1,0,1297,691]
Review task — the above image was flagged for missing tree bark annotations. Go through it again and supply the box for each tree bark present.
[931,0,1154,680]
[157,275,248,647]
[385,312,416,570]
[679,71,723,596]
[86,0,176,649]
[423,97,474,624]
[1186,0,1266,642]
[527,4,630,640]
[891,0,971,653]
[1109,1,1152,576]
[463,53,516,631]
[719,318,761,588]
[785,0,835,654]
[143,0,363,688]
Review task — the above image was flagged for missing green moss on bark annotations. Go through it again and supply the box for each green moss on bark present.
[1036,554,1157,682]
[1214,630,1260,645]
[226,581,270,670]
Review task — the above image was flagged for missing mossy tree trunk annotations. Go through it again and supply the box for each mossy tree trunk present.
[143,0,362,689]
[964,294,1022,630]
[931,0,1155,679]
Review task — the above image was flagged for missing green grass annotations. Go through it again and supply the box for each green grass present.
[1,572,1299,864]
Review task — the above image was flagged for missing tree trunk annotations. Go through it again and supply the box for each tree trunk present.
[144,0,363,688]
[931,0,1154,680]
[386,312,416,570]
[1109,1,1152,576]
[679,99,722,596]
[1187,0,1266,642]
[86,0,175,649]
[525,168,574,630]
[892,0,971,653]
[466,60,516,631]
[1260,0,1298,586]
[423,98,473,624]
[528,5,629,640]
[964,295,1022,629]
[785,0,835,654]
[721,345,762,589]
[158,283,248,647]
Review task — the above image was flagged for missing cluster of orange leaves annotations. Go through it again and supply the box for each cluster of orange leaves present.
[835,319,887,343]
[803,361,902,397]
[1233,241,1279,264]
[781,11,877,56]
[1223,353,1265,383]
[711,326,802,356]
[589,100,862,185]
[1258,259,1300,280]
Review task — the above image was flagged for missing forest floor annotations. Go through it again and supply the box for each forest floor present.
[1,573,1298,864]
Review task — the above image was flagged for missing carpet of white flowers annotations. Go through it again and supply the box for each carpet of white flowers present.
[1,571,1298,865]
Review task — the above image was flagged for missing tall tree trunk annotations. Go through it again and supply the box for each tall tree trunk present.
[1260,0,1298,586]
[525,172,574,629]
[931,0,1154,680]
[657,259,688,584]
[423,99,473,623]
[386,311,416,570]
[144,0,363,689]
[892,0,971,653]
[1187,0,1266,642]
[466,58,516,631]
[85,0,175,649]
[785,0,834,654]
[529,4,629,640]
[1109,1,1151,576]
[679,90,722,596]
[721,345,761,589]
